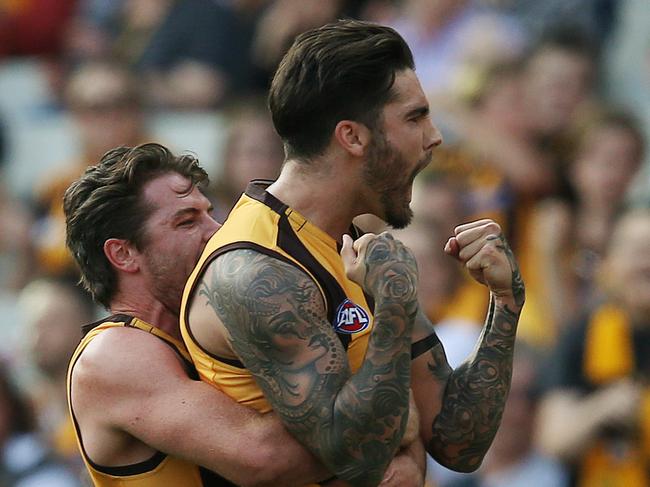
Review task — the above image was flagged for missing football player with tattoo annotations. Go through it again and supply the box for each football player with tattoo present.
[65,143,423,486]
[181,20,526,487]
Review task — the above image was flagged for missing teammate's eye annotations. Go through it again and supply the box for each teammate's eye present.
[179,220,195,227]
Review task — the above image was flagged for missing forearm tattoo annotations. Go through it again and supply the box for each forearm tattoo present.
[485,234,525,307]
[197,238,418,486]
[427,235,524,471]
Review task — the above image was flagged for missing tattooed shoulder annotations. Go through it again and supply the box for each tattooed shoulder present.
[197,248,350,407]
[198,248,330,342]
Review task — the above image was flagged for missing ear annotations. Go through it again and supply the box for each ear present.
[104,238,140,274]
[333,120,371,158]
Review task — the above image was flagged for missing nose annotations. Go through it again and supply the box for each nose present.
[203,216,221,242]
[424,121,443,151]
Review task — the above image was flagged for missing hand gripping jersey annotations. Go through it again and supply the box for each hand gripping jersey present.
[180,181,375,414]
[67,314,233,486]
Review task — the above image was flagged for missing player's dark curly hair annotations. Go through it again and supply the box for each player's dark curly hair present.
[64,143,208,308]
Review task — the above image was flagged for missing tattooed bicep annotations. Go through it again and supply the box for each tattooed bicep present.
[197,249,346,373]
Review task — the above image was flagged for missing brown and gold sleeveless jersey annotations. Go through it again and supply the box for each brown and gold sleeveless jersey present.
[67,314,233,486]
[180,180,375,413]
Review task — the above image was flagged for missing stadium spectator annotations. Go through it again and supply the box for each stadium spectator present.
[385,0,526,102]
[0,362,81,487]
[536,208,650,487]
[533,108,645,329]
[31,60,146,278]
[209,97,285,221]
[0,0,77,58]
[17,278,95,467]
[135,0,266,109]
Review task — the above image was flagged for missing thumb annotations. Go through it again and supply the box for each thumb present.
[340,234,356,268]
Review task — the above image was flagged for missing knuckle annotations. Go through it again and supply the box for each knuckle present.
[486,222,502,234]
[482,243,498,255]
[458,249,471,262]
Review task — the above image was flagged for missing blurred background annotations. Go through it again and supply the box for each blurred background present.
[0,0,649,486]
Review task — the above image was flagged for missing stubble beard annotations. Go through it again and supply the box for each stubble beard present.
[144,250,184,317]
[364,126,414,230]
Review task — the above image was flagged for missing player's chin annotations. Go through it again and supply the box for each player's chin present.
[388,205,413,230]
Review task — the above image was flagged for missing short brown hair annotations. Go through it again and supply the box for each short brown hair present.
[64,143,208,308]
[269,19,414,160]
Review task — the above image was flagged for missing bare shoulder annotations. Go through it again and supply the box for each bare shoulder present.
[71,327,188,420]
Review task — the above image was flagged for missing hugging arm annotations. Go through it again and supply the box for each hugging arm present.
[70,327,331,487]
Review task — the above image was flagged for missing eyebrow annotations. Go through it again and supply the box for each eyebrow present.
[173,203,214,220]
[172,207,200,221]
[405,105,429,119]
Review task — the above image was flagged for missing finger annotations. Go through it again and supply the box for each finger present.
[444,237,460,258]
[352,233,375,254]
[455,221,502,247]
[457,233,502,262]
[457,238,486,262]
[454,218,499,236]
[340,234,356,267]
[465,252,488,285]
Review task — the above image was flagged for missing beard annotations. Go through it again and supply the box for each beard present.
[363,125,425,229]
[143,249,185,317]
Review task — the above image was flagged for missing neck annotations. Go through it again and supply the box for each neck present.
[110,293,180,340]
[268,158,369,241]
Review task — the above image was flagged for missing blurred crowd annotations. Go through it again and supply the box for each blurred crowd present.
[0,0,649,486]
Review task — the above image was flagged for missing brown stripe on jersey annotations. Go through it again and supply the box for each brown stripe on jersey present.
[199,466,237,486]
[246,180,366,350]
[244,179,286,213]
[183,242,317,369]
[86,451,167,477]
[275,212,352,350]
[81,313,133,337]
[411,332,441,360]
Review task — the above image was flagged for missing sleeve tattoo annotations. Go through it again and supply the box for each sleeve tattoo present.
[197,240,418,486]
[425,234,525,472]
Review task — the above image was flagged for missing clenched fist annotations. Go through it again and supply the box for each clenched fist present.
[444,219,525,308]
[341,232,419,305]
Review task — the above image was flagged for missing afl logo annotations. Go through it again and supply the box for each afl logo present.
[334,299,370,334]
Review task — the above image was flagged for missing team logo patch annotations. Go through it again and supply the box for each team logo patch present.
[334,299,370,334]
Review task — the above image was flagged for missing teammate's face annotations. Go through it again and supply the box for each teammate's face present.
[140,173,220,315]
[363,69,441,229]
